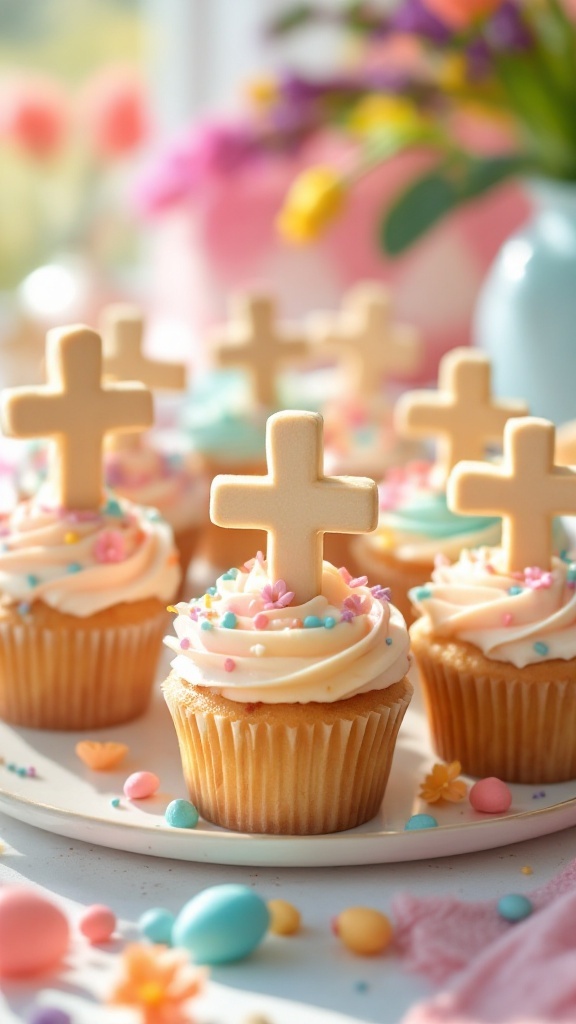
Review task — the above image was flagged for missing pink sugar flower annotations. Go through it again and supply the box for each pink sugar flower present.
[261,579,295,610]
[343,594,371,617]
[93,529,126,564]
[522,566,553,590]
[338,567,368,588]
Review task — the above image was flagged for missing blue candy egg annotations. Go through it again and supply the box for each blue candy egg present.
[497,894,533,923]
[404,813,438,831]
[172,884,270,965]
[138,907,175,945]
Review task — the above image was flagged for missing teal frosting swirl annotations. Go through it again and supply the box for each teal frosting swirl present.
[181,370,267,462]
[382,492,499,539]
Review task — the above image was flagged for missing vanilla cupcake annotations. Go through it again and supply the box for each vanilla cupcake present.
[409,416,576,784]
[163,408,413,835]
[163,557,412,835]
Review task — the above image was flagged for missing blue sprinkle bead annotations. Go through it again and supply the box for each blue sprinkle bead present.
[221,611,237,629]
[497,894,533,923]
[104,498,123,518]
[206,586,217,596]
[222,568,239,580]
[138,907,176,945]
[385,637,393,646]
[414,587,432,601]
[67,562,82,574]
[144,507,163,522]
[567,563,576,583]
[26,574,39,587]
[405,813,438,831]
[165,798,199,829]
[110,797,121,808]
[200,620,213,631]
[17,767,27,777]
[533,641,549,656]
[303,615,323,628]
[324,616,336,629]
[508,586,523,596]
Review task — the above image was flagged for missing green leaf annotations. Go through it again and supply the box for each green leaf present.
[381,155,525,257]
[266,4,317,36]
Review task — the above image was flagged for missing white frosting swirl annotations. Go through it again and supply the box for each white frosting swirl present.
[0,488,181,617]
[410,548,576,668]
[165,558,411,703]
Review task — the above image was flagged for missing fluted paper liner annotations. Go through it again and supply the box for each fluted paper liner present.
[0,601,168,730]
[163,673,413,834]
[352,537,431,626]
[411,619,576,784]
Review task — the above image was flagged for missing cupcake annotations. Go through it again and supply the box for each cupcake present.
[410,416,576,784]
[183,293,310,575]
[353,348,528,623]
[163,410,413,835]
[0,324,181,730]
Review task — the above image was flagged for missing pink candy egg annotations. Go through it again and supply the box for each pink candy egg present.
[123,771,160,800]
[0,887,69,978]
[79,904,116,944]
[470,777,512,814]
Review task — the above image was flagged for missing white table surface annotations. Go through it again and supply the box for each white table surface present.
[1,808,575,1024]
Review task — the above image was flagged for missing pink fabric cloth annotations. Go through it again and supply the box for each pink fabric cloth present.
[396,859,576,1024]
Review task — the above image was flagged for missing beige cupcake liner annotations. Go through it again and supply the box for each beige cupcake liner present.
[163,673,413,834]
[351,538,432,626]
[411,622,576,783]
[0,610,168,730]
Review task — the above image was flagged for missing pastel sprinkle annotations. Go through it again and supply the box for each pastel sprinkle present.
[497,894,533,923]
[533,641,549,656]
[502,613,513,626]
[167,605,178,614]
[253,612,268,629]
[224,657,236,672]
[67,563,82,574]
[64,531,78,544]
[179,638,191,650]
[405,813,438,831]
[111,797,120,808]
[508,586,523,596]
[251,644,266,656]
[26,574,39,587]
[200,620,213,631]
[521,866,533,875]
[385,637,393,646]
[221,611,237,629]
[414,587,432,601]
[104,498,123,518]
[164,798,199,829]
[324,617,336,629]
[206,587,217,596]
[304,615,323,628]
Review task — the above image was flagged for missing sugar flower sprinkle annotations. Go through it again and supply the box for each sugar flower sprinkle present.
[93,528,127,564]
[261,579,295,609]
[108,943,205,1024]
[419,761,468,804]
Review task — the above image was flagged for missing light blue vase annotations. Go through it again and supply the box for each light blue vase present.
[475,178,576,425]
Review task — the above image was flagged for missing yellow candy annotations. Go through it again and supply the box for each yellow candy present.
[64,531,78,544]
[267,899,301,936]
[336,907,393,956]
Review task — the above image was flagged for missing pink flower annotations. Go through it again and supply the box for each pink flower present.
[338,567,368,588]
[523,566,553,590]
[342,594,371,617]
[261,579,295,609]
[93,529,127,564]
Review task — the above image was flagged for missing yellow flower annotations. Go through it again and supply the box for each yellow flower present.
[347,94,425,139]
[108,944,205,1024]
[437,54,469,93]
[244,75,279,108]
[277,166,346,244]
[419,761,468,804]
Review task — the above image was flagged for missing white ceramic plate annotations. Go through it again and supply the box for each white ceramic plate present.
[0,678,575,868]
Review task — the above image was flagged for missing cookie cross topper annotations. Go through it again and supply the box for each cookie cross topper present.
[395,347,529,482]
[0,325,153,511]
[448,417,576,572]
[101,303,187,391]
[309,282,422,401]
[211,294,308,408]
[210,411,378,604]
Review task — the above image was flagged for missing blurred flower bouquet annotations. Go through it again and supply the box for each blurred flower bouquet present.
[274,0,576,253]
[0,66,147,290]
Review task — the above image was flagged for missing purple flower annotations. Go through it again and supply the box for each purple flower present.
[371,585,392,602]
[389,0,451,43]
[340,607,355,623]
[261,579,295,610]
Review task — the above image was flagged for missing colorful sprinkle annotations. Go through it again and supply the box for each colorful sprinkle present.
[67,562,82,574]
[508,585,523,596]
[111,797,121,808]
[497,894,533,923]
[224,658,236,672]
[324,616,336,629]
[521,866,533,875]
[533,641,549,656]
[200,621,213,631]
[414,587,432,601]
[64,531,78,544]
[262,579,295,609]
[253,612,269,630]
[502,612,513,626]
[26,574,39,587]
[221,611,237,629]
[206,587,217,596]
[405,813,438,831]
[370,585,391,602]
[167,605,178,614]
[179,638,191,650]
[103,498,123,518]
[303,615,323,628]
[93,529,126,564]
[165,798,199,829]
[385,637,393,646]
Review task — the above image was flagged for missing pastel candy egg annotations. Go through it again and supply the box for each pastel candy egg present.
[267,899,301,936]
[123,771,160,800]
[165,799,199,829]
[404,813,438,831]
[335,907,393,956]
[470,777,512,814]
[138,907,175,945]
[79,904,116,944]
[172,884,270,965]
[0,887,69,978]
